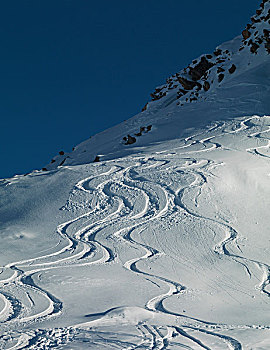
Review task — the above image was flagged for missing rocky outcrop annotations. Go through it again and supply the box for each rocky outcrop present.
[150,88,166,101]
[239,0,270,54]
[218,74,225,83]
[189,57,214,81]
[141,103,148,112]
[124,135,136,145]
[228,64,236,74]
[177,77,198,90]
[146,0,270,109]
[242,29,251,39]
[59,158,66,166]
[123,125,152,145]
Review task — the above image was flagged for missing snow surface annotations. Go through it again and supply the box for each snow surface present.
[1,2,270,349]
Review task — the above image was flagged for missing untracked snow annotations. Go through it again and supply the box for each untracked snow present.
[1,1,270,349]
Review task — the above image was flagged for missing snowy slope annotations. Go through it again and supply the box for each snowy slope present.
[1,1,270,349]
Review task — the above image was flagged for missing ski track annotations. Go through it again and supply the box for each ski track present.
[1,116,270,349]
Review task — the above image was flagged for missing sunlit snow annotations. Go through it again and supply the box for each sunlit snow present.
[1,2,270,349]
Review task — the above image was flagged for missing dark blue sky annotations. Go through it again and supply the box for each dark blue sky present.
[0,0,258,178]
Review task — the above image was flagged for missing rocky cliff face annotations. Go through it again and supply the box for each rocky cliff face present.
[145,0,270,109]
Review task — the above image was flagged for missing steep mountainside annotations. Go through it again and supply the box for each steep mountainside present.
[147,0,270,106]
[43,0,270,172]
[1,1,270,349]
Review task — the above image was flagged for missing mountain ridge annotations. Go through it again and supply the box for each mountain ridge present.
[38,0,270,175]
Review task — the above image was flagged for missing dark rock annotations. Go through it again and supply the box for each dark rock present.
[177,77,198,90]
[50,159,56,163]
[216,59,225,64]
[203,81,210,91]
[59,158,66,166]
[146,125,152,132]
[242,29,251,39]
[142,103,148,112]
[59,151,64,155]
[250,42,259,53]
[94,156,100,162]
[125,135,136,145]
[218,74,225,83]
[228,64,236,74]
[150,87,166,101]
[263,29,270,36]
[189,57,214,81]
[214,49,222,56]
[251,16,260,24]
[140,126,146,133]
[217,67,225,73]
[42,168,48,171]
[135,132,142,137]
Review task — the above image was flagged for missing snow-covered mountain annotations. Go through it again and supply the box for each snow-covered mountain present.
[1,1,270,349]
